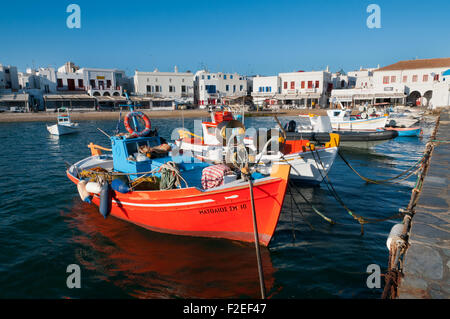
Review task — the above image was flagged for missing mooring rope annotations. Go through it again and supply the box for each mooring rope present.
[337,150,425,185]
[310,148,405,234]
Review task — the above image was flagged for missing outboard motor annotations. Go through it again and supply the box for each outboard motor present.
[287,120,297,132]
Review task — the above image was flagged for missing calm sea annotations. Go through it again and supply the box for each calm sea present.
[0,114,434,298]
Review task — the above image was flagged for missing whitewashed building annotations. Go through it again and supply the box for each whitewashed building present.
[277,70,333,108]
[0,64,19,91]
[133,67,194,105]
[251,75,281,107]
[194,70,247,106]
[373,57,450,107]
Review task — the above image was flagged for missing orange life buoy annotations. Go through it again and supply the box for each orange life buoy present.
[124,112,151,137]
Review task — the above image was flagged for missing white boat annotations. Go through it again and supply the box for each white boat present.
[47,108,79,136]
[175,111,340,184]
[326,109,388,131]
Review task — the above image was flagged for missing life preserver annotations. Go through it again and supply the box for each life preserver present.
[124,112,151,137]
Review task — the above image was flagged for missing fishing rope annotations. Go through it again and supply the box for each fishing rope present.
[312,148,405,233]
[277,153,336,225]
[338,150,425,185]
[287,184,314,231]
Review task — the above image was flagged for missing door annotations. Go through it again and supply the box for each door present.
[67,79,75,91]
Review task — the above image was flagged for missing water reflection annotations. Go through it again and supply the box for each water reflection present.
[65,199,275,298]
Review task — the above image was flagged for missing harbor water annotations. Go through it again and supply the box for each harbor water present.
[0,115,435,298]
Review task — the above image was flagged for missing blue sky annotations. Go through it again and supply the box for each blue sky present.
[1,0,449,75]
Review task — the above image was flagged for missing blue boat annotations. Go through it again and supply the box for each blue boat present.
[385,127,423,137]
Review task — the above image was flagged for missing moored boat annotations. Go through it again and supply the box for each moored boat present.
[384,127,423,137]
[293,115,398,148]
[47,107,79,135]
[326,109,388,131]
[176,110,340,184]
[67,104,291,246]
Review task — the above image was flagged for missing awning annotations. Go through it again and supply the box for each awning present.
[0,93,29,102]
[443,69,450,76]
[44,94,96,100]
[275,93,321,99]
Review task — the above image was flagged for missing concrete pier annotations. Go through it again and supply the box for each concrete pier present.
[398,109,450,299]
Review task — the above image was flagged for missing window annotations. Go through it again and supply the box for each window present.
[205,85,216,93]
[434,74,440,81]
[90,79,96,88]
[240,85,243,91]
[423,75,428,82]
[181,85,186,93]
[169,86,175,92]
[284,82,288,89]
[57,78,63,87]
[259,87,263,92]
[307,81,313,89]
[290,81,295,89]
[224,75,227,80]
[155,86,161,92]
[266,86,270,92]
[391,76,396,83]
[383,76,390,84]
[207,75,211,80]
[301,81,305,89]
[78,79,84,88]
[201,75,204,80]
[230,75,233,79]
[403,76,407,83]
[315,81,320,88]
[412,75,418,82]
[146,85,152,93]
[226,85,229,91]
[233,85,236,92]
[107,80,111,88]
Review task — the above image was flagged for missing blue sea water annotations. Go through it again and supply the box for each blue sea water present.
[0,114,435,299]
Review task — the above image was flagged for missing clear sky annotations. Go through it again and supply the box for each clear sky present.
[1,0,449,76]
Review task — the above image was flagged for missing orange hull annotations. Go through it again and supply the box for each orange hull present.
[67,165,290,246]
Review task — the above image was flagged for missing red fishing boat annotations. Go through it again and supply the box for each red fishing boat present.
[67,100,290,246]
[67,158,289,246]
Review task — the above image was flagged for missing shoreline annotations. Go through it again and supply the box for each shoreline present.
[0,109,329,123]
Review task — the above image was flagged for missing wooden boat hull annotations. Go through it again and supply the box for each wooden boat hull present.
[287,130,398,149]
[385,127,422,137]
[331,116,388,131]
[47,123,79,135]
[67,159,290,246]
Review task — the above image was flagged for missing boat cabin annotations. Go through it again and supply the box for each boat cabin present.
[111,134,209,184]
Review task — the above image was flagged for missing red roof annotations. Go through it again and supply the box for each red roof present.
[376,58,450,71]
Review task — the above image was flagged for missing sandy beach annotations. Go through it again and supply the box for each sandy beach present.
[0,108,329,123]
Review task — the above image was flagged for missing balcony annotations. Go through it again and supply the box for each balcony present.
[88,85,123,97]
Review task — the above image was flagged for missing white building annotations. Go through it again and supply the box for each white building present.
[251,75,281,107]
[329,66,397,108]
[133,67,194,105]
[373,57,450,107]
[194,70,247,106]
[0,64,19,91]
[277,70,333,108]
